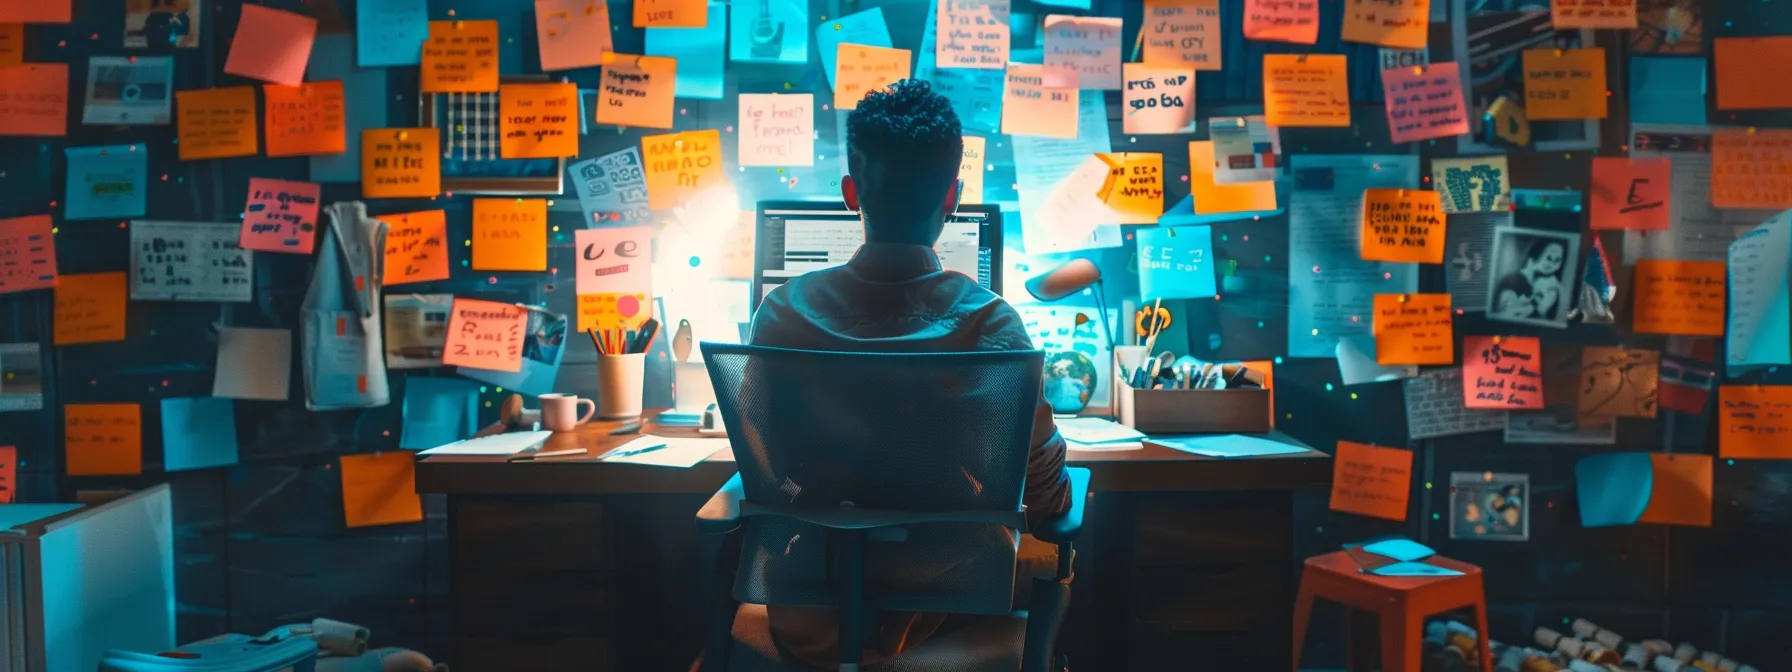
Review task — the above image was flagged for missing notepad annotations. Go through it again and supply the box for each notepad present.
[417,430,552,456]
[1150,434,1309,458]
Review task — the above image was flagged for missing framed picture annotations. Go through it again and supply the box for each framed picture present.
[1450,472,1529,541]
[420,76,566,195]
[1448,0,1601,152]
[1486,227,1579,329]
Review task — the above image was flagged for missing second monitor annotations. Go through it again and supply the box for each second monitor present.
[752,200,1004,308]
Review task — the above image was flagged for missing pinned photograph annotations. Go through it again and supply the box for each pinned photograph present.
[1486,227,1579,329]
[126,0,202,49]
[1450,472,1529,541]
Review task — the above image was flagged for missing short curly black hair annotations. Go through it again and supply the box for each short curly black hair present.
[846,79,963,236]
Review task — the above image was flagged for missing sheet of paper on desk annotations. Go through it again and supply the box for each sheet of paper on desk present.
[1057,417,1145,445]
[418,430,552,456]
[1151,434,1308,458]
[604,435,728,467]
[1371,562,1463,577]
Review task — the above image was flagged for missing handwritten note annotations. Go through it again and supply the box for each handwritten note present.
[65,403,142,476]
[937,0,1008,69]
[0,23,22,67]
[1551,0,1637,29]
[421,20,499,93]
[240,178,321,254]
[1589,157,1670,230]
[1001,63,1078,139]
[1381,62,1469,143]
[1726,219,1792,372]
[65,144,148,221]
[1711,127,1792,210]
[0,215,56,294]
[497,82,578,159]
[1360,189,1445,263]
[1522,48,1608,120]
[129,221,253,302]
[1043,15,1122,89]
[53,272,127,345]
[1632,260,1725,336]
[1142,0,1220,70]
[381,210,449,285]
[635,0,706,27]
[537,0,613,71]
[357,0,429,67]
[1122,63,1196,135]
[1463,336,1543,409]
[0,64,67,137]
[738,93,814,167]
[1372,293,1453,365]
[834,43,910,110]
[955,135,987,205]
[340,451,423,528]
[1244,0,1318,45]
[596,54,676,129]
[1331,441,1412,522]
[444,299,528,372]
[1263,54,1351,127]
[569,147,652,227]
[1431,155,1509,213]
[176,87,257,160]
[578,292,652,332]
[575,226,653,296]
[643,129,723,211]
[1579,346,1660,419]
[1096,153,1164,223]
[1136,225,1216,299]
[1714,37,1792,111]
[223,4,316,86]
[1719,386,1792,459]
[1342,0,1429,49]
[264,81,347,157]
[817,8,893,90]
[472,199,548,271]
[362,129,441,199]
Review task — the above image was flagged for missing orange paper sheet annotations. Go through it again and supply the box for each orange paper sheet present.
[444,298,529,372]
[176,87,258,160]
[1719,386,1792,459]
[1372,293,1453,366]
[1263,54,1350,128]
[0,23,23,67]
[1243,0,1318,44]
[937,0,1009,69]
[536,0,614,71]
[1342,0,1429,49]
[1462,335,1543,409]
[1632,259,1725,336]
[340,451,424,528]
[1637,453,1711,528]
[65,403,142,476]
[240,178,321,254]
[1522,48,1608,120]
[1188,140,1277,215]
[958,135,986,205]
[472,198,549,271]
[1001,63,1078,139]
[422,20,500,93]
[1551,0,1637,28]
[0,1,70,23]
[1589,156,1670,230]
[1142,0,1220,71]
[223,4,317,86]
[381,210,451,285]
[1711,127,1792,211]
[499,82,579,159]
[1122,63,1196,135]
[642,129,723,211]
[834,43,911,110]
[1096,153,1164,223]
[634,0,707,27]
[1360,188,1445,263]
[1714,37,1792,110]
[0,64,67,137]
[53,272,127,345]
[0,445,14,503]
[0,214,57,294]
[264,81,347,157]
[1330,441,1412,522]
[596,54,676,129]
[361,128,441,199]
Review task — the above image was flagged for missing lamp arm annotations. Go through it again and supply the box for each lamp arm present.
[1092,278,1116,351]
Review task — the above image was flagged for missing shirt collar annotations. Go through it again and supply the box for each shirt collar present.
[847,243,942,282]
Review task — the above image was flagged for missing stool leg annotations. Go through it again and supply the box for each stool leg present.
[1346,609,1377,672]
[1380,607,1423,672]
[1291,577,1317,672]
[1473,600,1494,672]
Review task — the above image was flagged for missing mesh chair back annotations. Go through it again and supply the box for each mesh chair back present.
[702,343,1044,615]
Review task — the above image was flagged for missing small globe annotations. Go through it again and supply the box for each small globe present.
[1042,351,1098,414]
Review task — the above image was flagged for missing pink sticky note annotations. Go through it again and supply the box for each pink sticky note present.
[536,0,613,71]
[574,227,653,295]
[1589,157,1671,230]
[444,298,529,372]
[0,214,58,294]
[1381,62,1470,144]
[241,178,322,254]
[0,64,68,136]
[224,5,318,86]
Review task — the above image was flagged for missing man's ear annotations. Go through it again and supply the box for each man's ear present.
[943,179,961,216]
[842,175,860,211]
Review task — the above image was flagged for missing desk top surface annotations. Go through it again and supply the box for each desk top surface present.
[415,410,1333,496]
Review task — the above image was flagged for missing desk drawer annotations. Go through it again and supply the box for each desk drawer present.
[1130,561,1287,631]
[459,635,610,671]
[454,569,610,635]
[1132,493,1291,566]
[454,500,606,570]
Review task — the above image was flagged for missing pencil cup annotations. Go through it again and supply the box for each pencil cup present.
[595,353,647,419]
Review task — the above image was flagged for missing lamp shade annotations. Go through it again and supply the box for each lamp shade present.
[1025,258,1101,302]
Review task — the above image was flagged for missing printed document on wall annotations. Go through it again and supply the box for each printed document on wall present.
[1624,124,1767,263]
[1286,154,1419,357]
[1726,213,1792,376]
[1013,94,1123,254]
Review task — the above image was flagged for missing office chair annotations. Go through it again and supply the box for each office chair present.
[694,344,1090,672]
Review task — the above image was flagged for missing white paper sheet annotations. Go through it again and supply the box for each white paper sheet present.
[129,221,253,302]
[1013,94,1124,254]
[1726,213,1792,375]
[213,326,292,401]
[1337,335,1416,386]
[1286,154,1419,357]
[1401,367,1504,440]
[600,435,728,468]
[418,431,552,456]
[1056,417,1145,444]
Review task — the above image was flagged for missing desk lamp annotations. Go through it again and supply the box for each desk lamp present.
[1024,258,1117,348]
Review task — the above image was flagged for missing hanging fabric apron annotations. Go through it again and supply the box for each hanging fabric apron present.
[302,201,391,410]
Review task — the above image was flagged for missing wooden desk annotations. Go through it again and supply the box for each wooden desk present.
[417,413,1332,671]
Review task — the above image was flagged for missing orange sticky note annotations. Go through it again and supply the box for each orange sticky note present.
[1381,62,1470,144]
[596,54,676,129]
[241,178,321,254]
[264,81,347,157]
[0,445,14,504]
[1263,54,1350,128]
[1462,335,1544,409]
[1188,140,1276,215]
[0,1,69,23]
[54,272,127,345]
[634,0,706,27]
[937,0,1009,69]
[536,0,614,71]
[0,214,57,294]
[1637,453,1711,527]
[1711,127,1792,211]
[223,4,317,86]
[642,129,723,211]
[1142,0,1221,71]
[1551,0,1637,28]
[339,451,423,528]
[1360,189,1445,263]
[1342,0,1429,49]
[361,128,441,199]
[0,23,23,67]
[1330,441,1412,522]
[1632,259,1725,336]
[381,210,450,285]
[0,64,67,136]
[1589,157,1670,230]
[421,20,500,93]
[499,82,579,159]
[1714,37,1792,111]
[1096,153,1164,224]
[1243,0,1318,45]
[1522,48,1607,120]
[1001,63,1078,139]
[1122,63,1196,135]
[1719,386,1792,459]
[1241,360,1275,427]
[1372,293,1453,366]
[176,87,258,160]
[472,198,549,271]
[65,403,142,476]
[958,136,986,205]
[834,43,911,110]
[577,292,653,333]
[444,298,529,371]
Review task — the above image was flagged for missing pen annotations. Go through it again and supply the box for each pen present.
[507,448,586,461]
[608,419,643,436]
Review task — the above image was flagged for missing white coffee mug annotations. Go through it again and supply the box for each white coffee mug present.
[539,393,597,432]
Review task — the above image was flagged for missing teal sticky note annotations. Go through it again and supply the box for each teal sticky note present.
[1575,452,1654,527]
[64,145,148,221]
[1629,57,1707,126]
[161,397,239,471]
[730,0,807,63]
[816,7,891,90]
[1361,538,1435,562]
[401,377,481,450]
[357,0,430,67]
[1137,225,1217,300]
[647,3,728,100]
[1371,562,1464,577]
[310,34,388,183]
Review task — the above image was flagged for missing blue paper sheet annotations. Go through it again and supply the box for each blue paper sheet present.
[1361,538,1435,562]
[400,377,481,450]
[1371,562,1464,577]
[568,147,652,229]
[1152,434,1309,458]
[730,0,807,63]
[1629,57,1707,126]
[160,397,240,471]
[914,0,1005,134]
[356,0,430,67]
[310,34,389,183]
[647,3,728,100]
[1726,215,1792,376]
[1136,225,1216,300]
[1286,154,1420,358]
[816,8,891,90]
[1575,452,1654,527]
[64,145,147,221]
[1032,0,1093,8]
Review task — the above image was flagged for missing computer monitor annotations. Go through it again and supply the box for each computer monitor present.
[752,200,1004,308]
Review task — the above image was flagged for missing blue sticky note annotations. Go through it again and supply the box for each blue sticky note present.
[310,34,388,183]
[401,377,481,450]
[357,0,429,67]
[161,397,240,472]
[816,8,892,90]
[1629,57,1707,126]
[647,3,728,100]
[1153,434,1308,458]
[64,144,148,221]
[730,0,807,63]
[1371,562,1464,577]
[1576,452,1654,527]
[1136,225,1216,300]
[1032,0,1093,8]
[1361,538,1435,563]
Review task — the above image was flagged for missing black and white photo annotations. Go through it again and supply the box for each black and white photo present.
[1486,227,1579,328]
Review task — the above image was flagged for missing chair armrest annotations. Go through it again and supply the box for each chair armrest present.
[1029,467,1090,545]
[696,474,746,535]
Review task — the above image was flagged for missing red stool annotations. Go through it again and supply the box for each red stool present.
[1291,550,1492,672]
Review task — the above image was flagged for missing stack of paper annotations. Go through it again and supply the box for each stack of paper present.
[417,431,551,456]
[1058,417,1145,451]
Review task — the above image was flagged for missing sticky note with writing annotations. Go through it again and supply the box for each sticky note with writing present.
[1360,188,1445,263]
[223,4,316,86]
[65,144,148,221]
[1551,0,1636,28]
[575,226,653,295]
[1522,48,1607,120]
[422,20,500,93]
[1462,335,1543,409]
[0,64,68,136]
[1135,225,1215,299]
[65,403,142,475]
[445,299,529,372]
[578,292,653,332]
[381,210,449,285]
[738,93,814,167]
[1719,386,1792,459]
[264,81,347,157]
[1589,157,1669,230]
[1712,127,1792,210]
[0,23,21,66]
[340,451,423,528]
[958,135,986,205]
[642,129,723,211]
[635,0,707,27]
[0,215,57,294]
[499,82,579,159]
[596,54,677,129]
[361,128,441,199]
[1579,346,1660,419]
[1714,37,1792,111]
[817,8,892,90]
[1330,441,1412,522]
[1244,0,1317,45]
[1632,259,1725,336]
[1342,0,1429,49]
[357,0,429,67]
[1381,62,1469,143]
[54,272,127,345]
[1122,63,1196,134]
[472,198,549,271]
[1097,153,1164,224]
[1372,293,1453,365]
[1263,54,1350,127]
[1188,140,1276,215]
[240,178,321,254]
[1142,0,1220,71]
[1430,155,1509,213]
[834,43,910,110]
[537,0,613,71]
[937,0,1009,69]
[1043,15,1122,89]
[1001,63,1078,139]
[176,87,257,160]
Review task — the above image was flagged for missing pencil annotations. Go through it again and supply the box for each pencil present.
[588,329,604,355]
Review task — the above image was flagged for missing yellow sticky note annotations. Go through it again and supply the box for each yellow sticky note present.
[472,198,549,271]
[422,20,500,93]
[958,135,986,205]
[65,403,142,476]
[176,87,258,160]
[54,272,128,345]
[499,82,580,159]
[0,23,23,66]
[1097,153,1165,224]
[1359,189,1445,264]
[1001,63,1078,139]
[834,43,911,110]
[596,54,676,130]
[1189,141,1276,215]
[1522,48,1607,120]
[264,81,347,157]
[1263,54,1351,127]
[643,129,723,211]
[1142,0,1221,71]
[1341,0,1430,49]
[634,0,707,27]
[361,128,441,199]
[578,292,653,333]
